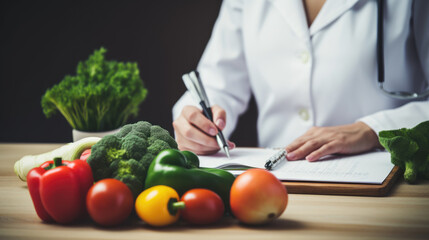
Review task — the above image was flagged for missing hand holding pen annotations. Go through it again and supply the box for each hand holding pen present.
[172,71,234,157]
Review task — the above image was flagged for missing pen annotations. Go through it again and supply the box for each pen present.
[200,101,230,158]
[264,149,287,170]
[182,71,231,158]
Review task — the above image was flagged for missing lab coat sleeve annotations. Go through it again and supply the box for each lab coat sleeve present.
[358,101,429,134]
[358,0,429,133]
[172,0,251,138]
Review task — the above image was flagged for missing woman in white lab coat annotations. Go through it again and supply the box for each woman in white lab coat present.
[172,0,429,161]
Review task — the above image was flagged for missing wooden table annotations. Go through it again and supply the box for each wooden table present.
[1,143,428,240]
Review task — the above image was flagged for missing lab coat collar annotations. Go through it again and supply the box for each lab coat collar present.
[268,0,360,38]
[310,0,360,35]
[268,0,310,40]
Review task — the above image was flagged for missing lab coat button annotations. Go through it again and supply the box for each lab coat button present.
[299,109,310,121]
[301,51,309,64]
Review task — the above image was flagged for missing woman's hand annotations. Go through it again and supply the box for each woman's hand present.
[172,105,235,155]
[285,122,382,161]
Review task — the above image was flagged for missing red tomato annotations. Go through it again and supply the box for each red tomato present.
[230,169,288,225]
[80,149,91,161]
[86,179,134,227]
[180,189,224,225]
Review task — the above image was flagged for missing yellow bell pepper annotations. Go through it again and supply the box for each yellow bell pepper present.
[135,185,184,227]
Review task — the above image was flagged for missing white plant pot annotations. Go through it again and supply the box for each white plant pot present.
[72,128,121,142]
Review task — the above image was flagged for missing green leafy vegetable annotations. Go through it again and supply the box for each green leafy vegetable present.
[41,48,148,131]
[379,120,429,184]
[87,121,178,197]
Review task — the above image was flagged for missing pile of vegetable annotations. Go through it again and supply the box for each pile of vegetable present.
[87,150,288,227]
[18,120,289,227]
[23,150,288,227]
[379,120,429,184]
[41,47,148,132]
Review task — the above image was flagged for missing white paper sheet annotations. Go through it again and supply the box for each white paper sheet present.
[198,148,394,184]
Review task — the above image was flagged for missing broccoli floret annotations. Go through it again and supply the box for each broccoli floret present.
[132,121,151,137]
[87,145,111,180]
[148,125,178,149]
[379,120,429,184]
[110,159,146,178]
[87,121,178,197]
[141,153,155,169]
[115,175,144,199]
[126,129,147,140]
[122,134,148,160]
[87,135,123,180]
[115,124,133,138]
[98,134,123,150]
[147,139,171,156]
[110,159,146,197]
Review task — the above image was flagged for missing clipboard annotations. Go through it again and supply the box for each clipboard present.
[281,166,401,197]
[198,148,402,197]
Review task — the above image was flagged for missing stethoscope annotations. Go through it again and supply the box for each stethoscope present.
[376,0,429,99]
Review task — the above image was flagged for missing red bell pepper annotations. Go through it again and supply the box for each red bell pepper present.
[27,157,93,224]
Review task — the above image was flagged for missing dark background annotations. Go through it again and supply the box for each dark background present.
[0,0,257,145]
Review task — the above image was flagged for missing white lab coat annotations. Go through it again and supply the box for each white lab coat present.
[173,0,429,148]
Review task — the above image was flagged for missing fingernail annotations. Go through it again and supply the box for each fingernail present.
[228,141,235,149]
[215,119,225,129]
[306,156,314,162]
[286,152,295,160]
[208,128,216,136]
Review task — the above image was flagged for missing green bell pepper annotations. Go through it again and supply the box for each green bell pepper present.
[144,149,235,207]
